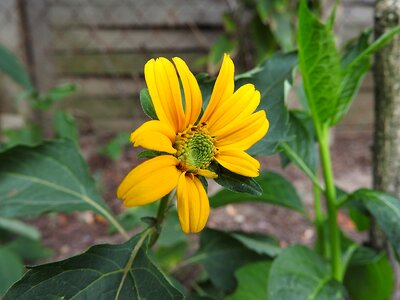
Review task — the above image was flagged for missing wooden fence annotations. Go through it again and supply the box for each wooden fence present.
[0,0,374,134]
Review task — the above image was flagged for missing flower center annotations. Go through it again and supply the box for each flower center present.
[174,123,216,172]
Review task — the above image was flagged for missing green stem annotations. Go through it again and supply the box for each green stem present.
[279,142,324,190]
[83,196,129,240]
[318,127,341,281]
[149,190,176,247]
[313,183,326,256]
[115,226,155,299]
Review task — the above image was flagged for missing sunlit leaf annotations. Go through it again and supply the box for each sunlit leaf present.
[298,0,341,126]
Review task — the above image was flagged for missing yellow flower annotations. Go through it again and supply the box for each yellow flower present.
[117,55,269,233]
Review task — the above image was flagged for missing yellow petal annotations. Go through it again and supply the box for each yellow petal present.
[130,120,177,154]
[200,54,234,123]
[117,155,181,206]
[144,58,185,132]
[197,169,218,179]
[215,149,260,177]
[172,57,202,126]
[177,173,210,233]
[215,110,269,150]
[207,84,259,132]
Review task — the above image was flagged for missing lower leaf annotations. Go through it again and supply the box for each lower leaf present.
[4,232,184,300]
[268,245,346,300]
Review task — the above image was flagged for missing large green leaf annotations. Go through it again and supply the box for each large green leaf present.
[226,261,271,300]
[268,245,346,300]
[197,229,268,291]
[344,247,393,300]
[0,44,32,90]
[0,248,24,297]
[210,171,305,213]
[298,0,341,126]
[0,140,111,219]
[4,233,184,299]
[236,52,297,155]
[349,189,400,257]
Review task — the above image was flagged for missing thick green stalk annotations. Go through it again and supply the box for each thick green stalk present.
[313,183,326,256]
[318,127,341,281]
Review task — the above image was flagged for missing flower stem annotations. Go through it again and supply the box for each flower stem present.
[149,190,176,247]
[318,127,341,281]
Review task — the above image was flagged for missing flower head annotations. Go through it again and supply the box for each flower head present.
[117,55,269,233]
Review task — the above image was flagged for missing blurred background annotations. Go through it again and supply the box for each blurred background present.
[0,0,373,135]
[0,0,375,260]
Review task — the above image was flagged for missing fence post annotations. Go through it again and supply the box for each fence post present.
[18,0,54,137]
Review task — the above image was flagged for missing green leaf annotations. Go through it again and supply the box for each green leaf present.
[53,110,79,142]
[140,88,158,119]
[157,209,188,248]
[0,217,40,240]
[4,233,184,299]
[237,52,297,155]
[3,237,53,261]
[270,12,294,51]
[231,232,281,257]
[226,261,271,300]
[4,123,42,148]
[298,0,341,126]
[331,26,400,125]
[137,149,163,159]
[197,229,268,291]
[209,35,236,66]
[213,165,262,196]
[100,132,131,160]
[30,83,77,110]
[210,171,304,213]
[348,189,400,257]
[344,247,393,300]
[0,44,32,90]
[331,32,371,125]
[280,110,317,172]
[0,140,111,219]
[0,247,24,297]
[348,205,370,231]
[268,245,346,300]
[153,241,188,271]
